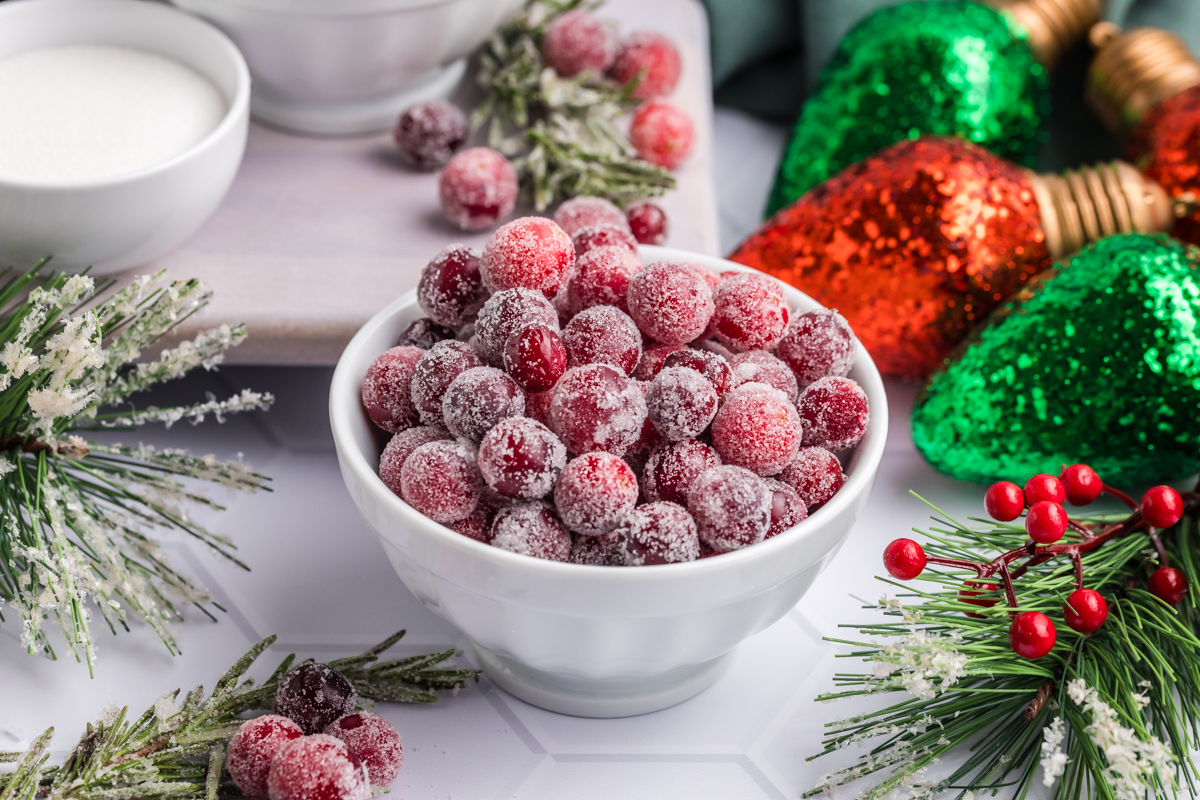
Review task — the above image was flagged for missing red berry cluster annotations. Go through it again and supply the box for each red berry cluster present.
[363,217,869,565]
[226,664,403,800]
[883,464,1190,661]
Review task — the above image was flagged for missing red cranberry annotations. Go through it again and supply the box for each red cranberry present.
[491,502,572,561]
[882,538,925,580]
[563,305,643,375]
[764,478,806,538]
[227,715,304,799]
[984,481,1024,522]
[959,580,999,618]
[553,196,629,236]
[416,245,487,328]
[569,529,626,566]
[396,318,457,349]
[632,342,687,381]
[439,147,517,231]
[274,663,358,734]
[1025,501,1067,544]
[566,245,642,315]
[624,414,667,476]
[1023,474,1065,506]
[662,347,732,396]
[778,447,844,511]
[1063,588,1108,634]
[441,366,524,441]
[554,452,639,535]
[1060,464,1102,506]
[1149,566,1188,605]
[630,101,694,169]
[377,426,452,497]
[625,200,668,245]
[400,440,481,523]
[548,364,647,456]
[411,340,486,427]
[712,383,802,476]
[504,324,567,393]
[646,366,718,441]
[711,273,790,352]
[797,376,869,452]
[730,349,798,402]
[478,417,567,500]
[616,501,700,565]
[609,32,681,98]
[1141,485,1184,529]
[450,507,494,543]
[542,10,615,78]
[324,712,403,785]
[573,225,639,259]
[267,735,369,800]
[687,465,772,552]
[394,100,467,169]
[480,216,575,298]
[476,288,559,366]
[524,388,555,426]
[626,261,714,345]
[775,310,855,388]
[643,440,721,505]
[361,346,425,433]
[1009,612,1056,659]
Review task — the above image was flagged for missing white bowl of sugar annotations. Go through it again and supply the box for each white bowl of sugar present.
[0,0,250,275]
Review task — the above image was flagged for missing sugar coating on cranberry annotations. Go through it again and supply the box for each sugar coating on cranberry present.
[442,366,525,441]
[633,342,687,381]
[267,734,369,800]
[624,414,667,475]
[625,200,668,245]
[662,347,732,397]
[361,346,425,433]
[274,663,358,735]
[777,310,855,388]
[324,712,403,786]
[563,305,643,375]
[616,501,700,565]
[573,225,639,259]
[491,502,572,561]
[712,383,802,475]
[567,245,642,315]
[475,288,560,366]
[646,366,718,441]
[439,147,518,231]
[504,324,567,393]
[542,10,616,78]
[730,350,798,402]
[609,32,682,99]
[394,100,467,169]
[227,715,304,799]
[711,273,790,352]
[480,217,575,297]
[400,440,481,523]
[627,262,714,345]
[411,340,486,427]
[569,529,626,566]
[554,196,630,237]
[396,318,457,350]
[687,465,772,552]
[478,417,567,499]
[377,426,451,497]
[764,478,806,538]
[798,376,869,451]
[554,452,639,535]
[779,447,845,511]
[548,364,647,456]
[450,507,494,543]
[417,245,488,328]
[643,439,721,505]
[630,101,694,169]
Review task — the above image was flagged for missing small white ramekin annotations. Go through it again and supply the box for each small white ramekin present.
[0,0,249,275]
[330,248,889,718]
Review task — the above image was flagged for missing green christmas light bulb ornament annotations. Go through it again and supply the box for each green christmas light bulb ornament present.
[913,233,1200,486]
[765,0,1099,217]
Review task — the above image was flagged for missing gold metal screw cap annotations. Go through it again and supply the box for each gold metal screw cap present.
[986,0,1101,70]
[1086,24,1200,135]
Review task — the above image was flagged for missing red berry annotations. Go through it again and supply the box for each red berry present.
[1025,501,1067,544]
[1149,566,1188,605]
[361,346,425,434]
[797,376,869,452]
[416,244,487,328]
[630,101,694,169]
[441,366,524,441]
[548,364,647,456]
[642,440,721,506]
[491,502,572,561]
[274,663,358,734]
[627,261,714,345]
[394,100,467,169]
[554,452,640,535]
[616,501,701,565]
[553,196,629,237]
[730,349,799,403]
[480,216,575,298]
[542,10,615,78]
[1140,485,1184,529]
[1060,464,1102,506]
[524,388,554,426]
[1023,474,1065,506]
[632,342,687,381]
[563,305,643,375]
[711,383,802,476]
[662,347,732,397]
[1009,612,1056,659]
[504,324,567,393]
[778,447,844,511]
[439,147,517,231]
[609,32,682,99]
[476,288,559,367]
[624,414,667,476]
[450,507,493,544]
[400,440,481,524]
[324,712,403,785]
[775,310,855,389]
[711,273,791,352]
[566,245,642,315]
[764,478,806,538]
[646,366,719,441]
[569,529,626,565]
[1063,588,1108,634]
[572,224,639,259]
[267,735,369,800]
[396,317,456,350]
[227,715,304,799]
[958,580,999,618]
[377,426,452,498]
[687,465,772,552]
[478,417,567,500]
[411,340,486,427]
[625,200,668,244]
[983,481,1024,522]
[882,538,925,580]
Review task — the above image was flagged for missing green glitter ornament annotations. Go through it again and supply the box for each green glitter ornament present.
[912,233,1200,486]
[766,0,1054,217]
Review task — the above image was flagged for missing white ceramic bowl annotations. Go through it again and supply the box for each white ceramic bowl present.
[330,248,888,718]
[0,0,249,276]
[171,0,523,136]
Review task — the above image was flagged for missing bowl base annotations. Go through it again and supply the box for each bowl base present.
[471,643,734,718]
[250,58,467,137]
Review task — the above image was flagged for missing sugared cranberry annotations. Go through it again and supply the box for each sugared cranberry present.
[645,366,718,441]
[491,502,572,561]
[1023,474,1065,506]
[883,538,925,580]
[566,245,641,314]
[711,273,790,352]
[1009,612,1056,659]
[797,376,869,452]
[542,10,615,78]
[984,481,1025,522]
[1025,501,1067,544]
[400,440,481,523]
[416,245,487,328]
[1141,485,1184,529]
[643,440,721,505]
[959,580,999,618]
[553,196,629,236]
[476,288,559,366]
[730,350,798,402]
[396,318,457,350]
[478,417,567,500]
[524,388,555,426]
[687,465,772,552]
[1063,588,1108,634]
[324,712,403,785]
[626,261,714,345]
[630,101,694,169]
[662,347,732,396]
[504,324,567,393]
[439,147,518,231]
[480,216,575,297]
[361,346,425,433]
[616,501,700,565]
[274,663,358,735]
[712,383,802,476]
[450,507,494,543]
[624,414,667,475]
[394,100,467,169]
[573,225,639,260]
[227,715,304,799]
[779,447,844,511]
[775,310,855,388]
[377,426,451,497]
[411,340,485,427]
[632,342,687,381]
[554,452,639,535]
[267,735,369,800]
[609,32,682,98]
[563,305,642,375]
[441,366,524,441]
[1060,464,1102,506]
[548,364,647,456]
[1149,566,1188,605]
[569,529,626,565]
[764,478,806,538]
[625,200,668,245]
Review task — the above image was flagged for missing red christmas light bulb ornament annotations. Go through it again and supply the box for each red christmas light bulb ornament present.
[1025,501,1068,544]
[984,481,1024,521]
[1140,485,1184,529]
[883,538,926,580]
[1149,566,1188,605]
[1063,588,1108,633]
[1060,463,1102,506]
[1009,611,1056,659]
[1023,474,1065,506]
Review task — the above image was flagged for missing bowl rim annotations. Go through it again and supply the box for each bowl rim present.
[0,0,251,192]
[329,246,889,583]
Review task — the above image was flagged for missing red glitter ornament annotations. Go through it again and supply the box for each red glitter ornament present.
[1125,84,1200,246]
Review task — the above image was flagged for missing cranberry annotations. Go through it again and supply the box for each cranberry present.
[377,426,451,498]
[882,538,925,580]
[450,507,493,543]
[764,478,806,538]
[632,342,687,381]
[410,340,486,427]
[616,502,700,565]
[563,305,643,375]
[775,310,855,389]
[646,366,719,441]
[441,366,524,441]
[491,502,572,561]
[566,245,642,315]
[630,100,694,169]
[1009,612,1056,659]
[476,288,559,366]
[778,447,844,511]
[361,346,425,433]
[626,261,714,345]
[624,414,667,475]
[274,663,358,734]
[573,224,639,258]
[416,245,487,328]
[1063,588,1108,634]
[1025,501,1067,544]
[730,350,798,402]
[542,10,615,78]
[548,364,647,456]
[400,440,481,523]
[1023,474,1065,506]
[394,100,467,169]
[959,580,999,618]
[267,735,369,800]
[662,347,732,396]
[643,440,721,505]
[1149,566,1188,605]
[554,452,639,535]
[324,712,403,785]
[625,200,668,245]
[524,388,555,426]
[478,417,567,500]
[1141,485,1184,529]
[553,196,629,236]
[480,216,575,298]
[712,383,802,476]
[396,318,457,349]
[570,529,626,566]
[504,324,567,393]
[227,715,304,799]
[797,376,869,452]
[609,32,681,98]
[687,465,772,552]
[984,481,1024,522]
[711,273,790,352]
[1060,464,1102,506]
[439,147,518,231]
